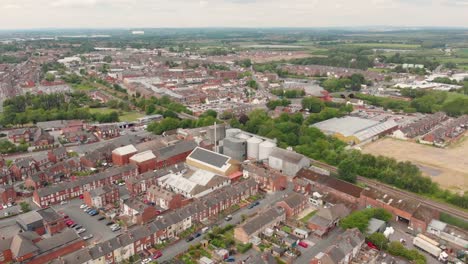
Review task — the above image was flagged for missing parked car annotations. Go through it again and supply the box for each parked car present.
[60,201,68,205]
[80,204,87,209]
[79,194,84,199]
[63,215,69,219]
[77,228,86,234]
[111,226,121,232]
[65,220,74,226]
[97,216,105,221]
[186,236,194,242]
[74,225,83,230]
[106,222,115,226]
[298,241,308,248]
[142,258,152,264]
[88,210,97,215]
[224,215,233,221]
[85,208,93,213]
[225,256,235,262]
[83,234,94,240]
[201,227,209,233]
[194,233,201,238]
[70,224,78,229]
[152,251,163,259]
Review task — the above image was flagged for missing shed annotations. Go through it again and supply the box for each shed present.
[367,218,386,235]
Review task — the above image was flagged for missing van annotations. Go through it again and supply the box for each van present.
[201,227,209,233]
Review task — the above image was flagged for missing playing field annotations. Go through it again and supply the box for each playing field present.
[362,136,468,193]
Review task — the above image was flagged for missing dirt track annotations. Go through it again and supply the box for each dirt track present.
[362,137,468,194]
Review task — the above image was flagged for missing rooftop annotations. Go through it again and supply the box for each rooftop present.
[130,150,156,163]
[313,116,380,137]
[187,147,231,169]
[112,144,138,156]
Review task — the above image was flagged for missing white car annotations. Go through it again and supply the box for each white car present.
[77,228,86,234]
[80,204,87,209]
[110,224,119,229]
[83,234,94,240]
[7,203,12,207]
[142,258,152,264]
[60,201,68,205]
[2,205,7,209]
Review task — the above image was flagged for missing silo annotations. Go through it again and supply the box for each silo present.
[223,137,247,162]
[236,133,251,140]
[208,124,226,143]
[259,141,277,160]
[247,137,263,160]
[226,128,241,139]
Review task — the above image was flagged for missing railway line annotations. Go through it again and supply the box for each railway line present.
[309,160,468,220]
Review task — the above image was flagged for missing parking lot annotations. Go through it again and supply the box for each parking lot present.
[53,199,121,244]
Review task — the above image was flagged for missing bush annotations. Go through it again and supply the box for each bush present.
[236,243,252,253]
[367,233,389,250]
[340,208,392,232]
[387,241,426,263]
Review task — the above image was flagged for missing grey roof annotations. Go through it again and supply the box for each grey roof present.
[240,207,285,236]
[36,207,62,223]
[313,116,380,137]
[269,148,305,164]
[36,120,68,130]
[35,229,81,253]
[367,218,386,234]
[188,147,230,168]
[428,219,447,231]
[157,140,197,160]
[17,211,43,226]
[49,248,93,264]
[282,192,306,209]
[10,233,38,258]
[315,204,350,222]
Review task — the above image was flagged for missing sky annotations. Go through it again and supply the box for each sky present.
[0,0,468,29]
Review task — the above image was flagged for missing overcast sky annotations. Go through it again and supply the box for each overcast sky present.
[1,0,468,29]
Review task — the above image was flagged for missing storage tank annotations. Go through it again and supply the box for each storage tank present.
[236,133,251,140]
[259,141,277,160]
[226,128,241,139]
[223,137,247,161]
[247,137,263,160]
[208,124,226,143]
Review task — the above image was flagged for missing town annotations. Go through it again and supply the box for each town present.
[1,24,468,264]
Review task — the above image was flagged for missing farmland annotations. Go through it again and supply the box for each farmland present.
[362,137,468,194]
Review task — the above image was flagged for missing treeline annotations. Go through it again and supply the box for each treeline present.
[0,93,119,126]
[271,89,305,98]
[0,55,27,64]
[134,96,192,115]
[147,110,218,135]
[228,109,468,209]
[320,73,370,92]
[381,53,440,71]
[0,140,28,154]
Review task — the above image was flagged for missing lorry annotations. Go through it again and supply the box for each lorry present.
[413,237,447,262]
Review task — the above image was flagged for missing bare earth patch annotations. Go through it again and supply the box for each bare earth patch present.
[361,136,468,194]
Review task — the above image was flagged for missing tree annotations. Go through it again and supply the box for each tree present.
[367,233,389,250]
[247,79,258,89]
[103,55,113,63]
[302,97,325,113]
[337,158,357,183]
[19,202,31,213]
[44,73,55,82]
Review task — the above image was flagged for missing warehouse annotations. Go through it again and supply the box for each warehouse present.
[312,116,398,145]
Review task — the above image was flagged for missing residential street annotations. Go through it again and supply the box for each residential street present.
[158,183,294,263]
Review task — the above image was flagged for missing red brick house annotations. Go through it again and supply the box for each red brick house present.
[93,124,120,139]
[0,184,16,205]
[122,198,160,225]
[47,147,68,163]
[8,128,33,143]
[11,158,38,181]
[276,192,307,218]
[307,204,350,237]
[243,163,288,192]
[36,207,67,235]
[146,185,185,210]
[83,186,119,209]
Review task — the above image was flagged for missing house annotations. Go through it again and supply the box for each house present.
[310,228,365,264]
[186,147,240,177]
[307,204,350,237]
[48,147,68,163]
[83,186,120,209]
[268,147,310,177]
[112,145,138,166]
[243,163,288,192]
[276,192,307,218]
[234,207,285,244]
[146,185,185,210]
[0,184,16,205]
[16,211,46,235]
[11,157,38,181]
[93,124,120,139]
[121,198,160,225]
[32,129,54,146]
[8,128,33,143]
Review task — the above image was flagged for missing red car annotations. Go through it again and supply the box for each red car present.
[65,220,74,226]
[152,251,162,259]
[79,194,84,199]
[298,241,308,248]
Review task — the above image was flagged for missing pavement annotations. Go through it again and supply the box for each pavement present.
[158,183,295,263]
[53,199,121,245]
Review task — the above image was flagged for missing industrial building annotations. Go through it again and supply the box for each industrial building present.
[312,116,398,145]
[222,128,277,161]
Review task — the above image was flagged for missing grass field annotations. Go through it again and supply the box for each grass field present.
[340,42,420,49]
[87,107,144,122]
[362,137,468,194]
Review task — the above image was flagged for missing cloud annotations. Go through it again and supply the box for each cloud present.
[2,4,21,9]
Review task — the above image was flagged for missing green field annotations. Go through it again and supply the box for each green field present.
[72,83,95,91]
[87,107,144,122]
[340,42,420,49]
[445,92,468,103]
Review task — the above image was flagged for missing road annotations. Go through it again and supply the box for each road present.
[157,183,294,263]
[309,160,468,220]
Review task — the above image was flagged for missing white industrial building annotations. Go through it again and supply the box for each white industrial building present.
[268,147,310,177]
